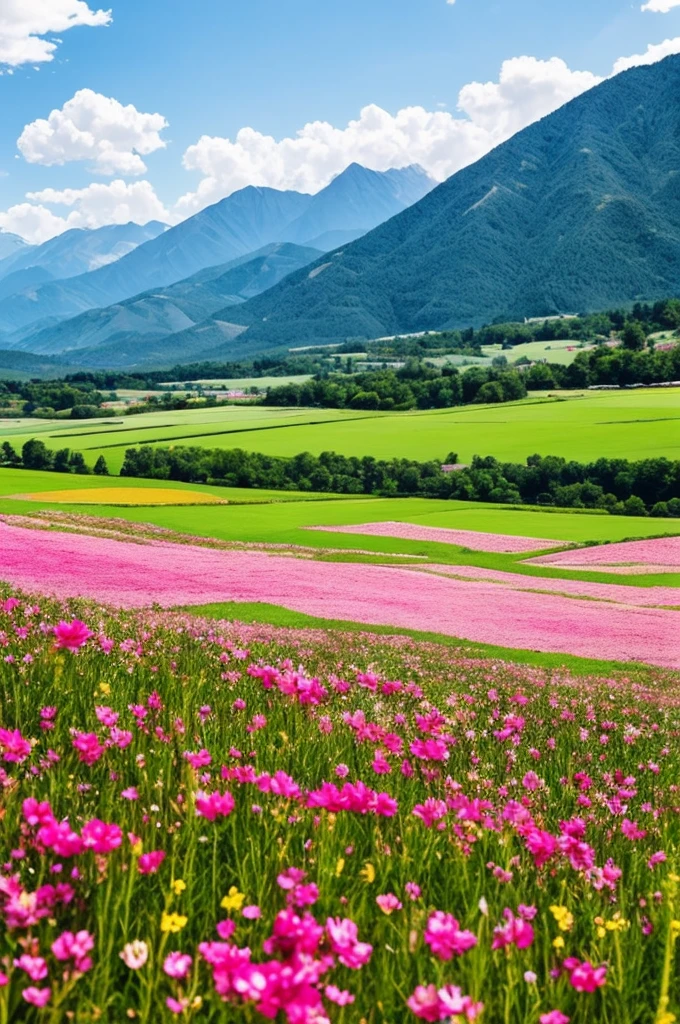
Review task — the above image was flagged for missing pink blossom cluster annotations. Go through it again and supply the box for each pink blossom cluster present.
[308,520,567,553]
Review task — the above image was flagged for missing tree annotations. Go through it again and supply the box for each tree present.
[21,439,53,471]
[53,449,71,474]
[0,441,20,466]
[93,455,110,476]
[621,321,646,351]
[68,452,90,475]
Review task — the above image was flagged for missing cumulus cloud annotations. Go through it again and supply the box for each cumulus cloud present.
[0,180,171,243]
[176,55,602,214]
[612,36,680,72]
[17,89,169,176]
[0,0,111,68]
[641,0,680,11]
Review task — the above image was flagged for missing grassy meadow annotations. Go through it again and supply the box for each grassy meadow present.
[2,387,679,475]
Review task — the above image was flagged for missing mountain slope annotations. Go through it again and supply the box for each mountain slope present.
[0,222,167,285]
[23,243,320,361]
[0,165,434,339]
[221,55,680,349]
[0,231,31,263]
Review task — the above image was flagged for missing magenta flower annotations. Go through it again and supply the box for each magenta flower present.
[14,955,48,982]
[0,727,31,764]
[138,850,166,875]
[22,987,51,1007]
[376,893,403,915]
[407,984,483,1021]
[424,911,477,960]
[242,905,261,920]
[81,819,122,854]
[492,909,535,951]
[54,619,93,652]
[564,958,607,993]
[541,1013,570,1024]
[413,798,448,828]
[195,790,235,821]
[163,952,192,979]
[52,930,95,973]
[326,917,372,969]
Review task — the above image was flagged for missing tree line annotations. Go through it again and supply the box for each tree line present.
[0,439,109,476]
[118,445,680,518]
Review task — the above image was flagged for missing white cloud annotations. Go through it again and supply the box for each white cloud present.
[0,180,171,243]
[176,55,602,214]
[0,0,111,68]
[642,0,680,12]
[612,36,680,72]
[17,89,169,176]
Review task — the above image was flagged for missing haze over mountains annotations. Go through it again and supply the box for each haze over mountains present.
[0,164,434,350]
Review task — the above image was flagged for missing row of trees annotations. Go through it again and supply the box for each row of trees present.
[0,380,105,418]
[119,445,680,517]
[524,342,680,390]
[0,439,109,476]
[265,364,527,411]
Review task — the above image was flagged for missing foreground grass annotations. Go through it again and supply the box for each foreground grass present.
[1,590,680,1024]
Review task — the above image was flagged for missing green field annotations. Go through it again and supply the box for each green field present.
[482,339,592,365]
[2,387,680,475]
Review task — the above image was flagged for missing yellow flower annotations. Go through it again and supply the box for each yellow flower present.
[335,858,345,877]
[98,683,111,696]
[605,914,628,933]
[597,926,606,939]
[160,912,187,934]
[131,840,143,857]
[552,936,565,950]
[550,905,574,932]
[360,863,375,884]
[173,879,186,896]
[221,886,246,912]
[671,920,680,939]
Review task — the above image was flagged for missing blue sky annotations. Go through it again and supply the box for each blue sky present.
[1,0,679,242]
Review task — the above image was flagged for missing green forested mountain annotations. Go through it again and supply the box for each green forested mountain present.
[222,55,680,350]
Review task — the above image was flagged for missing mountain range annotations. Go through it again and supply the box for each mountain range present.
[0,163,434,346]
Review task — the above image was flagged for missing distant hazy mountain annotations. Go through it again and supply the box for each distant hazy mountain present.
[0,231,30,262]
[0,165,434,339]
[23,243,320,365]
[0,221,167,286]
[215,55,680,351]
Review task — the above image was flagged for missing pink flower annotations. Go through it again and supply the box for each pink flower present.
[326,917,372,969]
[242,905,261,920]
[81,819,122,854]
[406,882,422,901]
[121,787,139,800]
[0,727,31,763]
[376,893,403,915]
[424,911,477,960]
[54,619,93,652]
[184,748,211,769]
[14,955,48,981]
[413,798,447,828]
[138,850,166,875]
[492,909,535,951]
[407,984,483,1021]
[51,930,94,973]
[163,952,192,979]
[565,959,607,993]
[195,790,235,821]
[0,972,7,987]
[648,851,667,870]
[541,1013,570,1024]
[72,732,104,766]
[120,940,149,969]
[22,987,51,1007]
[325,985,355,1006]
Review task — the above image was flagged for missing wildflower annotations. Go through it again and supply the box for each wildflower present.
[54,619,93,651]
[541,1014,570,1024]
[120,941,149,970]
[14,955,48,982]
[173,879,187,896]
[413,798,448,828]
[406,882,422,901]
[51,930,94,973]
[376,893,403,915]
[81,819,122,854]
[160,913,188,934]
[195,790,235,821]
[550,905,574,932]
[138,850,166,875]
[648,851,667,870]
[360,862,376,884]
[22,987,51,1007]
[492,908,535,951]
[221,886,246,911]
[163,952,192,979]
[325,985,355,1006]
[407,984,483,1021]
[0,727,32,763]
[326,917,373,969]
[424,911,477,959]
[242,905,261,919]
[565,958,607,993]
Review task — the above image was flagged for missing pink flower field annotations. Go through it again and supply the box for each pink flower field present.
[307,521,567,553]
[529,535,680,574]
[413,564,680,607]
[1,522,679,668]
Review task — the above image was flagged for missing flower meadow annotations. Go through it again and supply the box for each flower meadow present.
[2,522,680,668]
[529,537,680,574]
[1,592,680,1022]
[307,523,567,554]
